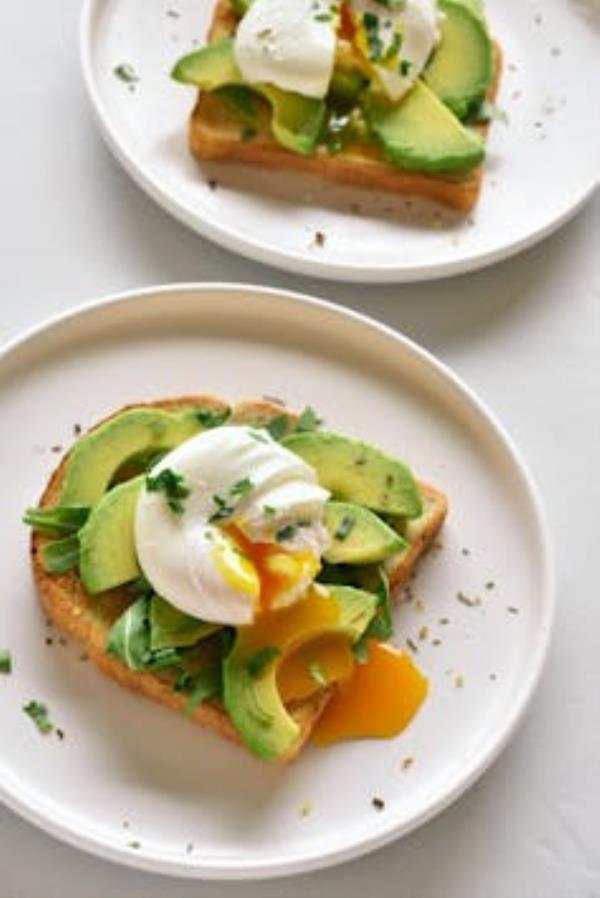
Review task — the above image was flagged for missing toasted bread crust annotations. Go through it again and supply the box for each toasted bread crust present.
[187,0,502,212]
[31,395,446,761]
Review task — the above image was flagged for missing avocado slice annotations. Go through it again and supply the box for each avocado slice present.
[423,0,493,120]
[223,585,377,761]
[60,407,206,506]
[172,39,326,155]
[283,431,422,518]
[364,80,485,174]
[78,476,143,593]
[323,501,406,564]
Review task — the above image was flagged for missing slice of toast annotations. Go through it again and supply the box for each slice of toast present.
[30,396,447,762]
[187,0,502,212]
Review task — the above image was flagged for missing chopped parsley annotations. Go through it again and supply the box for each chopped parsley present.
[113,63,139,84]
[209,478,254,523]
[146,468,190,515]
[276,523,298,542]
[399,58,413,76]
[195,407,231,428]
[23,700,54,735]
[334,515,356,541]
[363,12,384,62]
[0,650,12,674]
[246,646,280,677]
[296,406,323,432]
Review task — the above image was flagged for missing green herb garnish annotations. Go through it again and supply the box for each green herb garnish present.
[275,523,298,542]
[399,58,412,76]
[363,12,384,61]
[23,700,54,735]
[230,477,253,498]
[23,505,90,535]
[334,515,356,541]
[195,407,231,428]
[42,535,80,574]
[209,478,254,523]
[0,650,12,674]
[352,567,393,662]
[246,646,280,677]
[296,406,323,432]
[146,468,190,515]
[114,63,139,84]
[263,505,276,517]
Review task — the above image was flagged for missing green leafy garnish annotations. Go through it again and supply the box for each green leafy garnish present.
[363,12,384,62]
[23,505,90,535]
[0,650,12,674]
[146,468,190,515]
[230,477,253,498]
[23,700,54,735]
[296,406,323,433]
[114,63,139,84]
[334,515,356,541]
[42,535,80,574]
[266,415,291,441]
[275,523,298,542]
[246,646,280,677]
[352,567,393,662]
[107,597,180,672]
[183,664,222,717]
[399,58,412,76]
[195,407,231,429]
[150,596,219,651]
[308,661,327,687]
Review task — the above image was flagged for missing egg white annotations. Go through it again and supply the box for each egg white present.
[134,426,330,626]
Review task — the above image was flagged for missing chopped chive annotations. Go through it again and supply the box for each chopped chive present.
[0,650,12,674]
[23,700,54,734]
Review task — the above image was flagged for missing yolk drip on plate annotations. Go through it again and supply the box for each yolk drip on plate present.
[226,526,320,611]
[312,642,429,746]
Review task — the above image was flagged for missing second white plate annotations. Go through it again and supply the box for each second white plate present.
[0,284,553,878]
[81,0,598,282]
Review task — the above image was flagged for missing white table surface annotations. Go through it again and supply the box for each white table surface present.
[1,2,599,895]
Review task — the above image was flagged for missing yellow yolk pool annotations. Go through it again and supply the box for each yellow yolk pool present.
[312,642,429,746]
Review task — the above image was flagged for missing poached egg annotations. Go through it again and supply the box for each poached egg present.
[234,0,442,103]
[135,426,330,626]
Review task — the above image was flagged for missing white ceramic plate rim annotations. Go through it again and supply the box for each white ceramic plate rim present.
[79,1,598,284]
[0,283,555,878]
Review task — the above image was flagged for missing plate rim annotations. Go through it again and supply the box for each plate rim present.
[79,0,598,285]
[0,282,556,879]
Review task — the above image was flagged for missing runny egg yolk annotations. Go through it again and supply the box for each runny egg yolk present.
[216,526,321,611]
[312,642,429,746]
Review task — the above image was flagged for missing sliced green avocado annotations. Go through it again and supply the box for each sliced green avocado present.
[423,0,493,120]
[283,431,422,518]
[364,80,485,174]
[171,39,326,155]
[323,501,406,564]
[59,407,206,506]
[78,476,143,593]
[223,585,377,761]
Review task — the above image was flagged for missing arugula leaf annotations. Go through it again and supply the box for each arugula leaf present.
[195,407,231,429]
[42,535,80,573]
[352,567,393,662]
[0,650,12,674]
[150,596,219,651]
[183,664,222,717]
[246,646,280,677]
[23,505,90,535]
[266,415,291,441]
[23,700,54,734]
[107,597,179,671]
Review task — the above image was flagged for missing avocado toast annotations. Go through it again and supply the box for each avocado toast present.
[173,0,502,212]
[25,396,447,763]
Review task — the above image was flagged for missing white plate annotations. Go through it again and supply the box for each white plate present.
[0,284,553,878]
[80,0,598,283]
